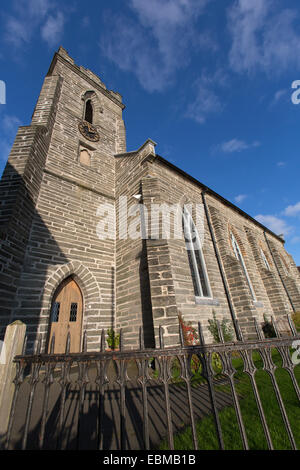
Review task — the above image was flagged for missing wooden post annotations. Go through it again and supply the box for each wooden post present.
[0,321,26,444]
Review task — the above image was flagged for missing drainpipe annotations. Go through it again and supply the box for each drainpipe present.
[201,190,242,341]
[263,231,295,312]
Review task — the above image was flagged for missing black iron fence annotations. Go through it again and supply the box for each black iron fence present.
[3,315,300,451]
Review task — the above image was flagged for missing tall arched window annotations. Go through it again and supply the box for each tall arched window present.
[260,248,271,271]
[231,232,256,301]
[84,99,93,124]
[183,207,211,298]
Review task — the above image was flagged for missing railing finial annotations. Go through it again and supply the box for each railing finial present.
[271,316,280,338]
[82,330,87,352]
[139,326,145,350]
[287,314,297,337]
[65,331,71,354]
[100,329,105,352]
[119,329,123,351]
[159,326,164,349]
[50,333,55,354]
[254,318,264,340]
[198,322,205,346]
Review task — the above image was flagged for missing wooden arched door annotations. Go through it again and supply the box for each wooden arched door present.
[48,278,83,353]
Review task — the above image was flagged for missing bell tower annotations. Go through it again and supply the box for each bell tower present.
[0,47,125,352]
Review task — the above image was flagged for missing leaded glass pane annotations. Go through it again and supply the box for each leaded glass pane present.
[70,303,78,322]
[183,209,211,298]
[51,302,60,322]
[195,249,209,297]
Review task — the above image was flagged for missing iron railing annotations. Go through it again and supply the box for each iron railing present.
[3,315,300,451]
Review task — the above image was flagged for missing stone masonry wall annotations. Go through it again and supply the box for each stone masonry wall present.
[1,48,126,352]
[115,144,156,349]
[147,159,234,344]
[0,73,62,339]
[147,158,299,340]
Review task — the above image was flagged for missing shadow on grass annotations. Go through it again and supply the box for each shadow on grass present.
[160,350,300,450]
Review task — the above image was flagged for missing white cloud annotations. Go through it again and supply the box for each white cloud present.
[100,0,214,92]
[255,214,293,236]
[273,89,288,103]
[41,12,65,46]
[228,0,300,75]
[185,71,225,124]
[3,0,65,48]
[277,161,286,167]
[82,16,90,28]
[4,18,31,47]
[283,202,300,217]
[291,236,300,244]
[234,194,247,204]
[217,138,261,154]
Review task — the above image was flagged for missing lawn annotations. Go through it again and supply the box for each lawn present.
[159,349,300,450]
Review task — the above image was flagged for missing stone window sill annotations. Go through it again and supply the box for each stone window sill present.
[195,297,220,306]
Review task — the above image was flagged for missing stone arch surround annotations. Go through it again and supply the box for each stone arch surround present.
[40,261,102,351]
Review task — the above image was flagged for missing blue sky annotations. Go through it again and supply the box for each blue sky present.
[1,0,300,263]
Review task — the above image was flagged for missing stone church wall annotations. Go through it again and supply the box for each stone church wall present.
[147,158,300,341]
[0,47,299,352]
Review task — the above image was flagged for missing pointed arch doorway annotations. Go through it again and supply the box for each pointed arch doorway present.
[48,277,83,353]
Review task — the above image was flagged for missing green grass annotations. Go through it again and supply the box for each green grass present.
[292,312,300,332]
[159,350,300,450]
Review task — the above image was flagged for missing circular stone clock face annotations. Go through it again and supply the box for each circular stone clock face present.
[78,121,100,142]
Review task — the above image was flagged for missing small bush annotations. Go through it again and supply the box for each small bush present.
[178,313,199,346]
[261,314,276,338]
[291,312,300,332]
[106,328,120,349]
[207,312,234,343]
[178,314,201,377]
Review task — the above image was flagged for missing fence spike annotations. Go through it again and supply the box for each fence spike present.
[100,329,105,352]
[254,318,264,340]
[22,335,28,355]
[139,326,144,350]
[271,316,280,338]
[82,331,87,352]
[50,334,55,354]
[119,329,123,351]
[235,319,244,342]
[198,322,205,346]
[159,326,164,349]
[287,314,297,337]
[216,320,225,343]
[35,335,42,354]
[179,322,184,347]
[65,331,71,354]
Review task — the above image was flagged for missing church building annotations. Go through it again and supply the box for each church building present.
[0,47,299,353]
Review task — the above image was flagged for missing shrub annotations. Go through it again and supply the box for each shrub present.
[207,312,234,343]
[178,314,201,375]
[178,313,199,346]
[291,312,300,332]
[261,314,276,338]
[107,328,120,350]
